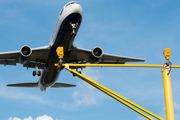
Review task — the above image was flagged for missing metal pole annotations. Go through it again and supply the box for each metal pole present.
[62,64,180,68]
[162,63,174,120]
[64,64,164,120]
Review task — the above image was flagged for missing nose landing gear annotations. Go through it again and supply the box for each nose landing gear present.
[70,22,78,34]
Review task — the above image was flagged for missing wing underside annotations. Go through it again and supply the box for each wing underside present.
[68,47,145,65]
[0,45,50,68]
[0,45,145,68]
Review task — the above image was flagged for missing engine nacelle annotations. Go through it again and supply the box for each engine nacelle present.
[90,47,103,63]
[19,46,32,64]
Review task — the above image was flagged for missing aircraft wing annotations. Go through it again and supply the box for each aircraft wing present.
[0,45,50,69]
[69,47,145,64]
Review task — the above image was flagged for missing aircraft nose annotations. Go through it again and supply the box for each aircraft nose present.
[72,4,83,15]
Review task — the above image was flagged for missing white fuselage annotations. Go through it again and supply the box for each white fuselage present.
[38,1,83,91]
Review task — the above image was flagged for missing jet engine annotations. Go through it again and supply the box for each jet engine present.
[19,46,32,64]
[90,47,103,63]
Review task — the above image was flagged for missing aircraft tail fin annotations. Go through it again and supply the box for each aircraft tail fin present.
[7,82,38,87]
[7,82,76,87]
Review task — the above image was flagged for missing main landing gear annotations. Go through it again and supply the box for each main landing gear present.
[33,66,41,76]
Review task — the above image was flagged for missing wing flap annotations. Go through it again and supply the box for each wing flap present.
[23,62,44,69]
[0,59,17,65]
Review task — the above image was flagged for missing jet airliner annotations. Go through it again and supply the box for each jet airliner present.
[0,1,145,91]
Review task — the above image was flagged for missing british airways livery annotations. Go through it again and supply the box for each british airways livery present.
[0,1,145,91]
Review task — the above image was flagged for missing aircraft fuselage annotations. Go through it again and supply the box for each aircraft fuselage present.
[38,2,82,91]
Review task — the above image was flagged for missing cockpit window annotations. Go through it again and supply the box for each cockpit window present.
[71,2,78,4]
[66,1,79,7]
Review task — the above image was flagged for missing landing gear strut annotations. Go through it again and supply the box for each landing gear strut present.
[33,66,41,76]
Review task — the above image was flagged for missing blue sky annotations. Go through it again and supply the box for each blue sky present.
[0,0,180,120]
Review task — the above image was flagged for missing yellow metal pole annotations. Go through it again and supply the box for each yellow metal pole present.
[64,64,164,120]
[62,64,180,68]
[162,48,174,120]
[57,47,174,120]
[162,64,174,120]
[84,79,154,120]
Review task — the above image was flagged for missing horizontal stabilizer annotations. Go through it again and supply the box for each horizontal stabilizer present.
[7,82,76,88]
[7,82,38,87]
[51,83,76,87]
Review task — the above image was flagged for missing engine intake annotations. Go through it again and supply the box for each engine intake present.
[19,46,32,64]
[90,47,103,63]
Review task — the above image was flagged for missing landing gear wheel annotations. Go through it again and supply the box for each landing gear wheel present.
[33,71,36,76]
[33,65,41,76]
[37,71,41,76]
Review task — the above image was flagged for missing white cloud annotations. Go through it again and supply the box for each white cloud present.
[0,82,52,106]
[23,116,33,120]
[0,68,102,110]
[72,82,96,106]
[8,115,55,120]
[72,68,101,106]
[174,102,180,111]
[8,117,21,120]
[35,115,53,120]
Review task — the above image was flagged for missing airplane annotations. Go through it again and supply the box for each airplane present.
[0,1,145,91]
